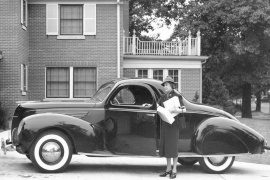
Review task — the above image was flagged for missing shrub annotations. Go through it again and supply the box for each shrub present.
[192,91,200,102]
[202,76,237,115]
[0,102,7,129]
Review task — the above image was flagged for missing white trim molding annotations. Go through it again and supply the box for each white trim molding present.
[28,0,124,4]
[57,36,85,40]
[123,59,202,69]
[123,55,208,69]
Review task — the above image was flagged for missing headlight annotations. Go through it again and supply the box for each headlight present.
[17,120,25,134]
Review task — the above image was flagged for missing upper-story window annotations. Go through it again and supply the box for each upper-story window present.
[46,4,96,38]
[60,5,83,35]
[21,0,28,29]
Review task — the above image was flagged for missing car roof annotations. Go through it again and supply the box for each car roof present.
[111,78,163,87]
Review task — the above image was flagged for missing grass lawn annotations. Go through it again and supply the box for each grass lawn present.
[235,111,270,165]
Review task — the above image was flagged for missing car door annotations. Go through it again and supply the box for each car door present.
[104,83,158,156]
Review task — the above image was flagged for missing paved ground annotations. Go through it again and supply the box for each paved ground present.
[1,131,270,180]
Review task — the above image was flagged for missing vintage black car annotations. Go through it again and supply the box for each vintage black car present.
[5,78,270,173]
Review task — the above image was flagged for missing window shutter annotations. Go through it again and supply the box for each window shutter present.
[84,4,96,35]
[20,0,23,24]
[46,4,58,35]
[20,64,24,91]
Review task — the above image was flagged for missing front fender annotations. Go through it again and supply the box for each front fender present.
[18,113,102,153]
[193,117,265,155]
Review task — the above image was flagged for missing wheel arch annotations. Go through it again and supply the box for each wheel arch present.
[20,113,101,154]
[30,126,77,154]
[193,117,265,155]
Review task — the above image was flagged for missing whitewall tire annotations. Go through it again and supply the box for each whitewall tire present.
[30,130,73,173]
[199,156,235,174]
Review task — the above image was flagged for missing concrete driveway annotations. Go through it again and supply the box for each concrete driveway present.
[1,131,270,180]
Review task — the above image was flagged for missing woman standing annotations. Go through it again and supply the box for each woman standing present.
[158,76,185,179]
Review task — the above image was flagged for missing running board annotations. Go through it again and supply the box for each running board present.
[177,152,248,157]
[78,151,249,158]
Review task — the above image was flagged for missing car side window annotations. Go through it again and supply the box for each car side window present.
[112,87,135,105]
[111,85,153,107]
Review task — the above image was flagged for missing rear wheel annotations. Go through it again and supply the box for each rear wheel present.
[29,130,73,173]
[178,157,199,166]
[199,156,235,174]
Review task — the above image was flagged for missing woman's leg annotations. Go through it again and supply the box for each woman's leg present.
[172,157,178,173]
[166,158,172,171]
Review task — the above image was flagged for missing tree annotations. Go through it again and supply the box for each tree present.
[129,0,181,40]
[129,0,270,117]
[165,0,270,118]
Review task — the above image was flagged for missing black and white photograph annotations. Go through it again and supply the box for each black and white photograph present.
[0,0,270,179]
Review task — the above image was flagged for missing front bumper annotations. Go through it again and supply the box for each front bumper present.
[1,131,15,155]
[263,146,270,151]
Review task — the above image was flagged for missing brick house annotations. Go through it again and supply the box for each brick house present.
[0,0,208,121]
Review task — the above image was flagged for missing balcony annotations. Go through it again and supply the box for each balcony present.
[123,30,201,56]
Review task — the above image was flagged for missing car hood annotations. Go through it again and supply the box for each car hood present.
[18,99,97,109]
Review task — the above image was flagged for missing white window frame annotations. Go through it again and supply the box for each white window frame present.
[135,69,182,91]
[21,64,28,96]
[153,69,164,81]
[136,69,149,78]
[44,67,97,100]
[168,69,181,91]
[59,5,84,36]
[21,0,28,30]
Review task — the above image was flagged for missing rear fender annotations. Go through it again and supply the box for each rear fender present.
[18,113,102,153]
[193,117,265,155]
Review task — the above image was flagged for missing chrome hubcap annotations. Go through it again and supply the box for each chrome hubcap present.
[208,156,227,165]
[41,142,61,163]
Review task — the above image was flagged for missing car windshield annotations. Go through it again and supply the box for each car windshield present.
[92,81,116,102]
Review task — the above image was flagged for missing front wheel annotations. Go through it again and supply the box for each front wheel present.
[199,156,235,174]
[29,130,73,173]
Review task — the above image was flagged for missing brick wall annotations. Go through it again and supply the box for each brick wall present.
[28,3,124,100]
[123,68,136,78]
[0,0,29,120]
[181,69,201,101]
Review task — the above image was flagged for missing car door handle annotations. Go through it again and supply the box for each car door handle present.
[146,114,155,117]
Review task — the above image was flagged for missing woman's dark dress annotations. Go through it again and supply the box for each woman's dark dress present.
[158,90,184,158]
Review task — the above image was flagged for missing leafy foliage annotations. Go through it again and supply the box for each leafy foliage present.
[129,0,184,39]
[0,102,7,129]
[169,0,270,117]
[129,0,270,117]
[202,75,236,115]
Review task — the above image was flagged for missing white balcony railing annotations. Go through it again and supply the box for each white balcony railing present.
[123,30,201,56]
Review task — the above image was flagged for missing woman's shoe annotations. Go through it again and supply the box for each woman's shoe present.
[159,170,172,177]
[170,172,177,179]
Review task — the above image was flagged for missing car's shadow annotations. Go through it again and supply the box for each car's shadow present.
[64,162,253,175]
[66,163,203,174]
[13,158,263,176]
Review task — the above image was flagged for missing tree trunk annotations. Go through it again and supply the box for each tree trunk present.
[241,82,252,118]
[255,92,261,112]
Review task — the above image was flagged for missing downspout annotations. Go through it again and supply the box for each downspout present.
[117,0,120,78]
[200,59,207,103]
